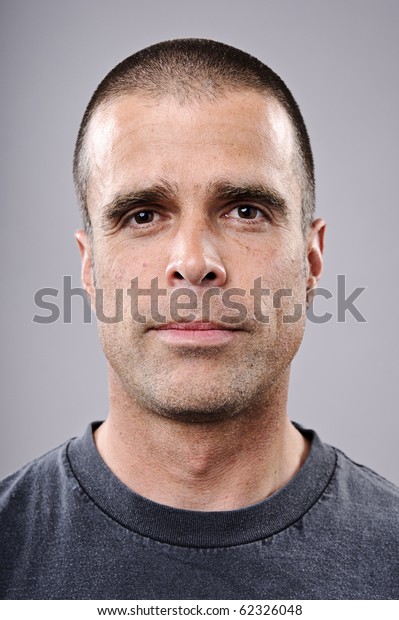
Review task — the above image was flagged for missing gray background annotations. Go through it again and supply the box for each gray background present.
[1,0,398,485]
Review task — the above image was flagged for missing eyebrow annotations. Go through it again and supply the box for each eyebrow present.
[206,181,289,219]
[101,181,178,228]
[101,179,289,229]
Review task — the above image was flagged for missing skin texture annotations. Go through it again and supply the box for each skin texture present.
[76,89,325,510]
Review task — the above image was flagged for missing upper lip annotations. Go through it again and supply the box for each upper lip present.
[153,321,240,331]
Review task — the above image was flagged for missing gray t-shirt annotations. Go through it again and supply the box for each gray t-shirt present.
[1,423,398,599]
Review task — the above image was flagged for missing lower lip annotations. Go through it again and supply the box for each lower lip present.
[153,328,238,346]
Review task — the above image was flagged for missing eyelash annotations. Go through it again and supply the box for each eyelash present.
[121,204,271,229]
[225,205,272,223]
[122,210,161,229]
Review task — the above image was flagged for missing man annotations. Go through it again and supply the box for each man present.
[1,39,398,600]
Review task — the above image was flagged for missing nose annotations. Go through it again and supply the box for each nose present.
[165,220,227,287]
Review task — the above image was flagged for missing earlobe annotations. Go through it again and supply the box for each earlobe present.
[306,218,326,291]
[75,229,95,308]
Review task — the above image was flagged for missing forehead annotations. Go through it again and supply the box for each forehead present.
[85,89,301,218]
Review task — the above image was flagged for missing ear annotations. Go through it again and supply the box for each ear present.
[75,229,95,309]
[306,218,326,291]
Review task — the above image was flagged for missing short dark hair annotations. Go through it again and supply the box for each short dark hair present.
[73,39,315,234]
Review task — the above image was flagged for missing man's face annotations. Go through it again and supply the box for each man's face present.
[78,90,321,422]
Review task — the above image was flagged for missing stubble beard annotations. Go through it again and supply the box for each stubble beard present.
[99,314,306,425]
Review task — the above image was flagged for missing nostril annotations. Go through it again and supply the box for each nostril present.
[166,263,226,287]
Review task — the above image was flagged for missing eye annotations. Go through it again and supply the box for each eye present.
[228,205,268,220]
[133,210,156,224]
[124,209,161,227]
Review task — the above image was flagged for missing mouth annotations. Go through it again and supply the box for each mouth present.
[151,321,241,346]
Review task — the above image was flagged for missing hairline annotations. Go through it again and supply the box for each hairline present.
[78,86,312,237]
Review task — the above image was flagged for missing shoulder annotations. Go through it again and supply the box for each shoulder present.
[333,447,399,506]
[0,439,75,518]
[325,445,399,537]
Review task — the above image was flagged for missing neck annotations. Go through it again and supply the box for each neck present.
[94,368,309,511]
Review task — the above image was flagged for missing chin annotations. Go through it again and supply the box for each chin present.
[148,402,240,424]
[130,378,265,425]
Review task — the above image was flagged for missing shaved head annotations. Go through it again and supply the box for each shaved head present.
[73,39,315,235]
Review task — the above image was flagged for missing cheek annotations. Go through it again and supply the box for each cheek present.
[246,240,307,320]
[94,240,165,287]
[92,242,171,323]
[241,239,305,288]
